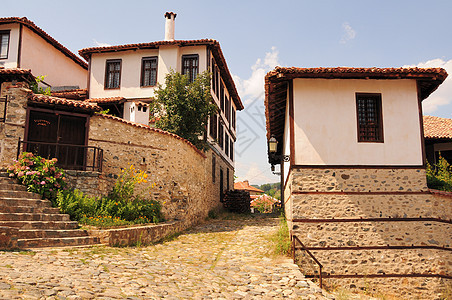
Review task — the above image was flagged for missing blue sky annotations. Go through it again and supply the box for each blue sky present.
[4,0,452,185]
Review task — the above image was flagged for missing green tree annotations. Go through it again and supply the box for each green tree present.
[152,70,216,151]
[29,75,51,95]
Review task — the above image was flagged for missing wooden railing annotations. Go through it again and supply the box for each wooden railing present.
[292,235,323,288]
[17,139,103,172]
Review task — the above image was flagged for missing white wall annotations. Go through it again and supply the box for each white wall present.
[0,23,20,68]
[20,27,87,88]
[292,78,423,165]
[283,93,290,182]
[89,45,207,99]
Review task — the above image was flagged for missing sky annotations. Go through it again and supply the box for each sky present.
[3,0,452,185]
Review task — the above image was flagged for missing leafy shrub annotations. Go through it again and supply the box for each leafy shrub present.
[272,214,291,256]
[57,164,163,227]
[251,195,277,213]
[7,152,67,204]
[426,155,452,191]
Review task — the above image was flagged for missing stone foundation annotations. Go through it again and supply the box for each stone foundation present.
[287,167,452,299]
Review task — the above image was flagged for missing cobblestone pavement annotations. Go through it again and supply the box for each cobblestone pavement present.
[0,215,358,299]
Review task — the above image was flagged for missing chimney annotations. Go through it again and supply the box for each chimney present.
[164,12,177,41]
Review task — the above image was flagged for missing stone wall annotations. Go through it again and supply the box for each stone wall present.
[65,170,108,198]
[0,82,29,168]
[288,167,451,299]
[86,114,233,226]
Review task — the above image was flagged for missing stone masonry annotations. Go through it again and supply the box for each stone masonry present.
[0,81,235,237]
[287,167,451,299]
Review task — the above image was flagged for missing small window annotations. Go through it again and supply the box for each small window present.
[230,139,234,161]
[212,155,216,183]
[0,31,10,59]
[225,134,229,157]
[356,93,383,142]
[219,122,224,150]
[143,106,147,113]
[226,168,230,191]
[141,57,158,87]
[182,54,199,83]
[209,114,218,139]
[220,84,224,112]
[105,59,121,89]
[232,108,236,130]
[212,59,216,95]
[138,106,142,112]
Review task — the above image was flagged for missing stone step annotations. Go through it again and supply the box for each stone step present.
[0,213,70,222]
[0,183,28,191]
[0,220,79,230]
[0,190,41,199]
[17,236,101,248]
[0,198,52,208]
[0,205,60,214]
[18,229,90,239]
[0,177,17,184]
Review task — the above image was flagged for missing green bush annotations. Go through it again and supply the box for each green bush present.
[57,164,164,227]
[7,152,67,205]
[426,155,452,192]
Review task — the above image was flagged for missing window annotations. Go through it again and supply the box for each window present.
[220,84,224,112]
[219,122,224,150]
[0,31,10,59]
[225,134,229,157]
[212,155,216,183]
[226,168,230,191]
[232,108,236,130]
[105,59,121,89]
[356,93,383,142]
[225,96,230,122]
[209,114,218,139]
[182,54,199,83]
[141,57,158,87]
[230,139,234,161]
[212,59,216,95]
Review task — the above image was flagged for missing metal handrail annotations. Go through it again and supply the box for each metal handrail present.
[17,139,103,172]
[292,235,323,289]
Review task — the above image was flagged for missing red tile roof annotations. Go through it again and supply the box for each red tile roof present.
[29,94,101,112]
[0,67,34,81]
[234,181,264,193]
[85,97,126,104]
[265,67,448,164]
[79,39,243,110]
[96,114,206,158]
[51,89,88,100]
[423,115,452,140]
[0,17,87,70]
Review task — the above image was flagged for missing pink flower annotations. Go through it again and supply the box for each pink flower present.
[9,173,14,177]
[40,181,46,185]
[17,171,24,177]
[26,171,33,175]
[7,166,14,171]
[27,153,34,158]
[20,166,26,170]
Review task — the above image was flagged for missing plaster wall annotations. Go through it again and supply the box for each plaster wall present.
[292,78,423,166]
[88,45,208,99]
[0,23,20,69]
[20,27,87,88]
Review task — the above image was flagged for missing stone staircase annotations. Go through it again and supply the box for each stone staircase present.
[0,175,100,248]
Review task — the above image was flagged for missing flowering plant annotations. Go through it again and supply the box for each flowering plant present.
[7,152,67,204]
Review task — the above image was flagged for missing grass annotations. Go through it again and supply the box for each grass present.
[271,214,291,256]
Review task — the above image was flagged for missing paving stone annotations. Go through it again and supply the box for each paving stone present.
[0,215,377,299]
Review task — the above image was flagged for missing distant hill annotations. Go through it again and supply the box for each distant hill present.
[252,182,281,200]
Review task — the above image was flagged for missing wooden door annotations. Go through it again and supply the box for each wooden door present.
[26,110,87,169]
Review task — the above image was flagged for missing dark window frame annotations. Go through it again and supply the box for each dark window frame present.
[225,134,229,157]
[356,93,384,143]
[182,54,199,83]
[232,107,236,130]
[141,56,158,87]
[218,121,224,150]
[0,30,10,60]
[230,139,234,161]
[209,114,218,140]
[104,59,122,90]
[212,155,216,183]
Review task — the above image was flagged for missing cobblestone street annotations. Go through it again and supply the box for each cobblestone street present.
[0,215,337,299]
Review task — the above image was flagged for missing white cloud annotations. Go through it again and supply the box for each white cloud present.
[93,39,111,47]
[340,22,356,44]
[235,162,275,185]
[232,47,280,104]
[404,59,452,114]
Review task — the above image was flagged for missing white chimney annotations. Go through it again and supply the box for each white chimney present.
[164,12,177,41]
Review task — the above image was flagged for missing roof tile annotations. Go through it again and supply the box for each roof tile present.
[29,94,101,112]
[423,115,452,140]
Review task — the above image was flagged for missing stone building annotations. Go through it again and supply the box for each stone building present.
[265,67,451,298]
[423,115,452,165]
[0,13,243,231]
